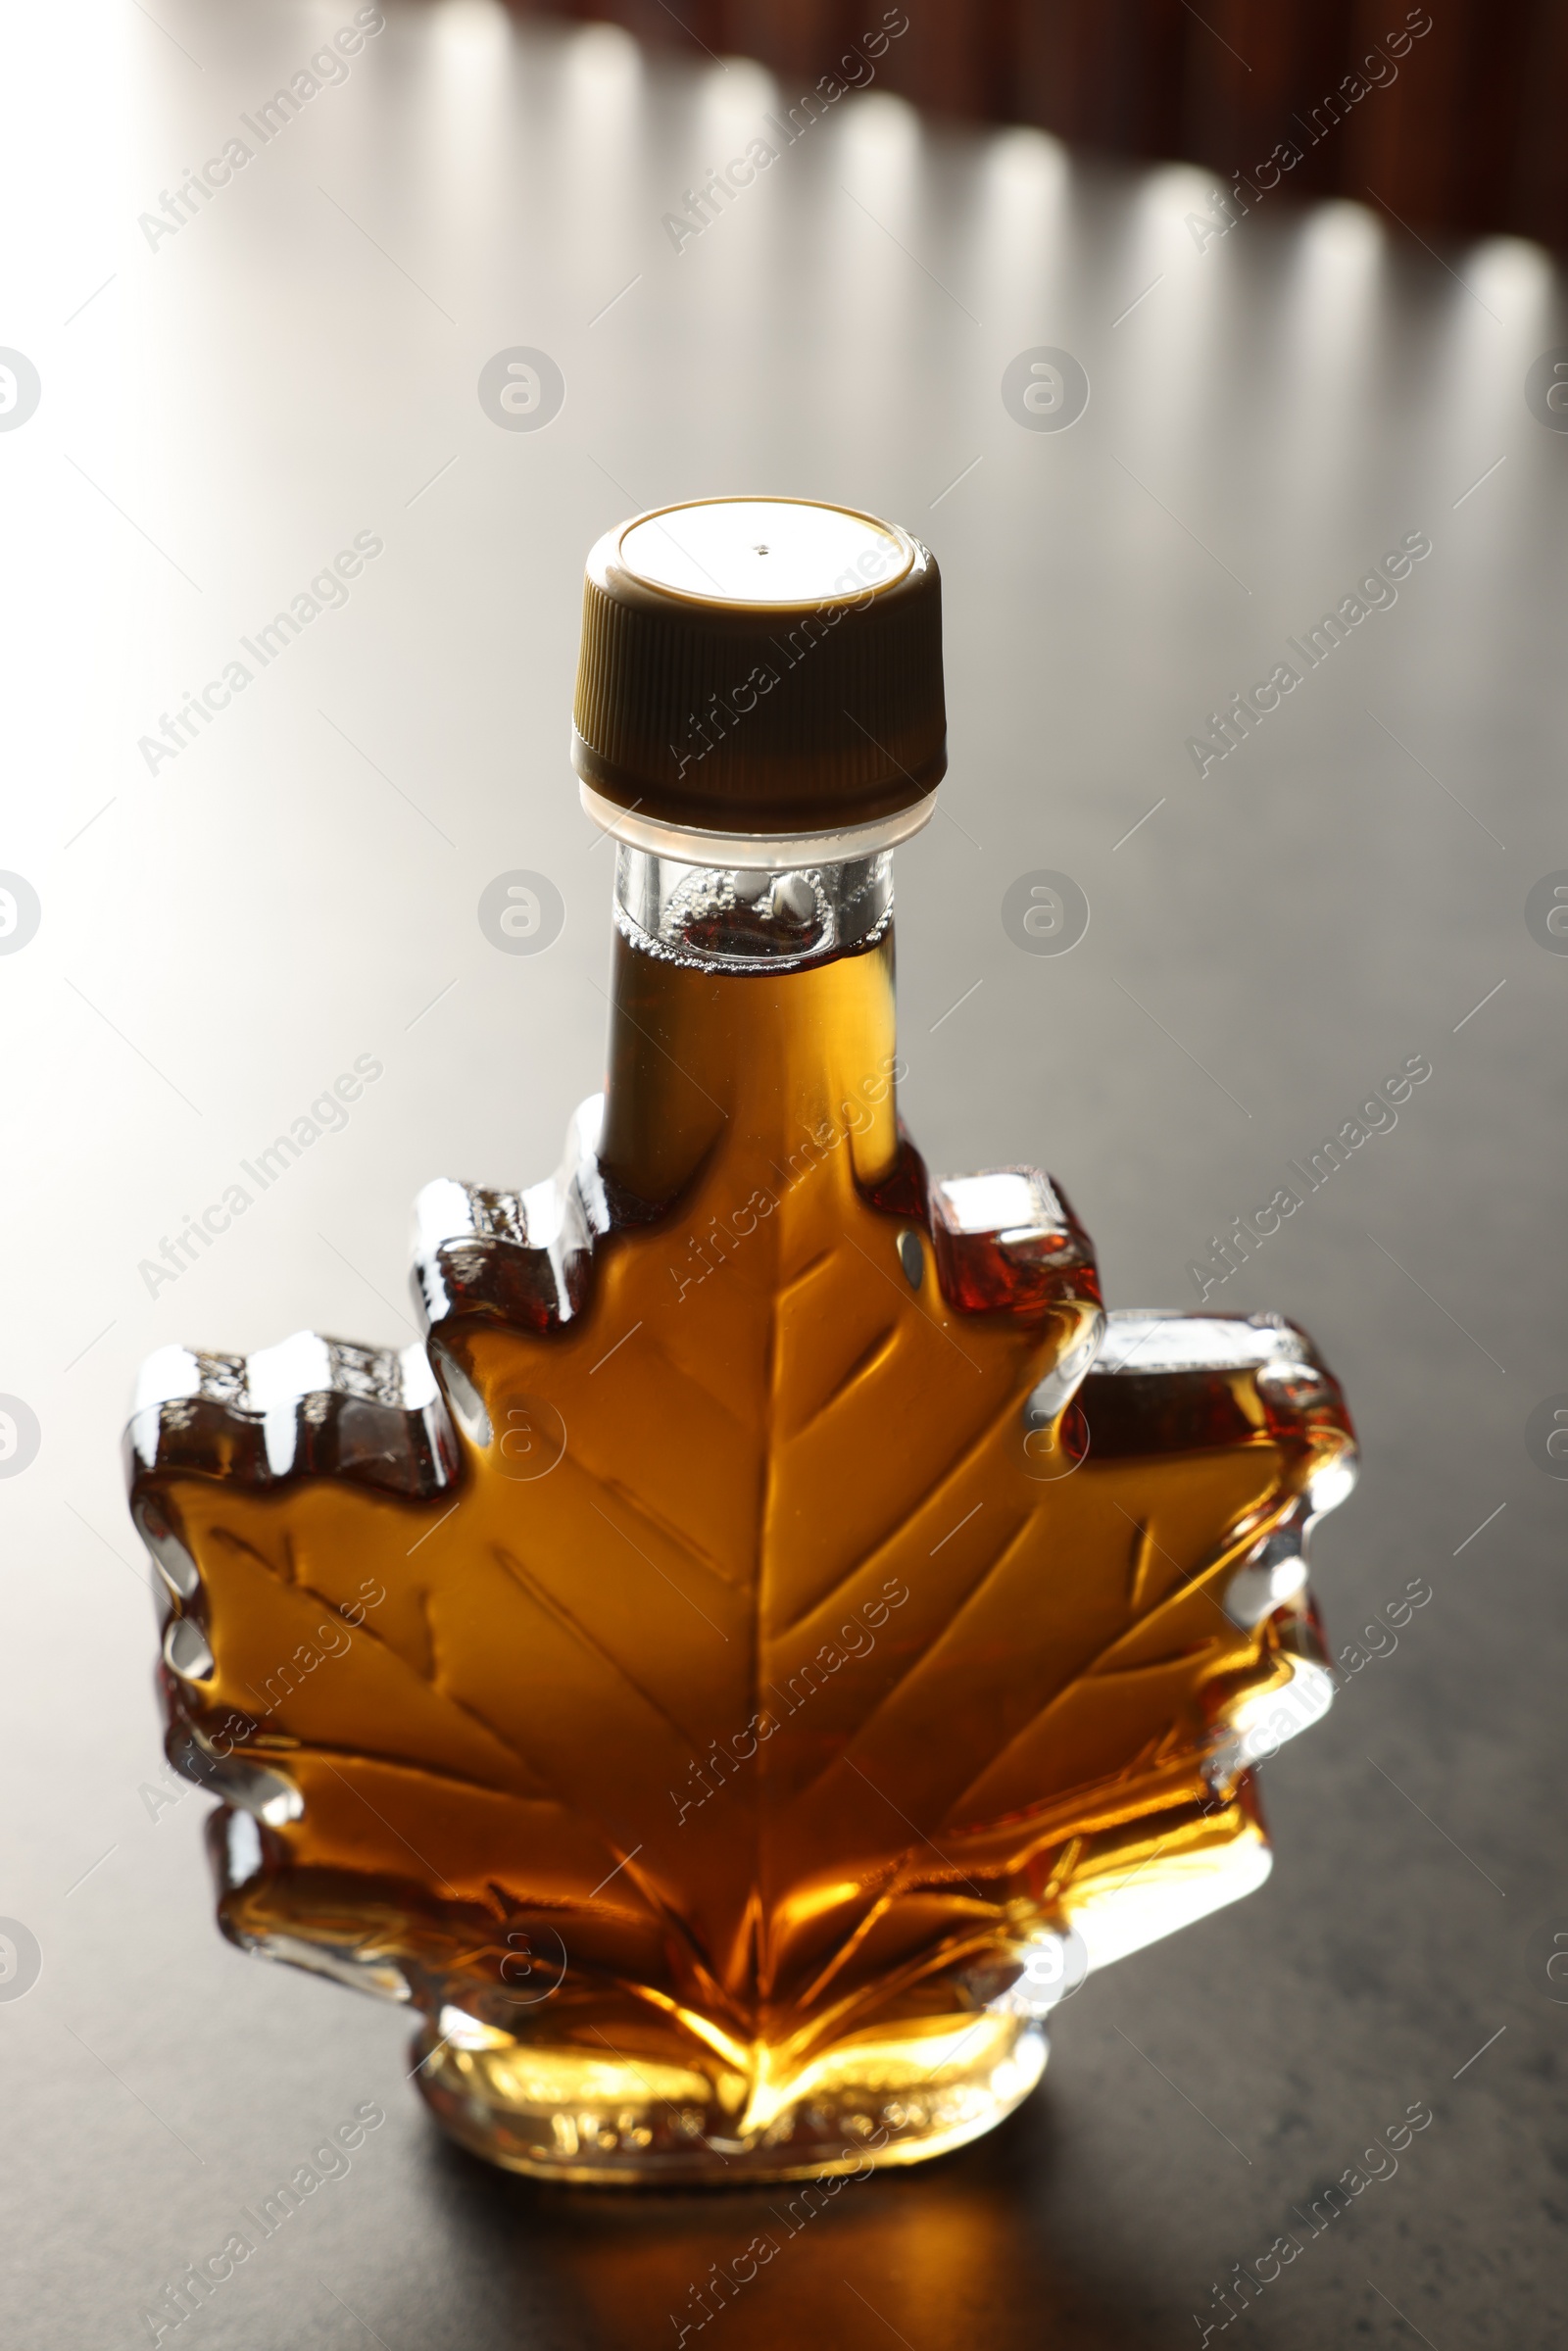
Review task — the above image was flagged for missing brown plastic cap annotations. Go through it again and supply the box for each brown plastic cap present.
[571,496,945,854]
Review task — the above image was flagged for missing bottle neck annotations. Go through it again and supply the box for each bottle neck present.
[597,847,903,1216]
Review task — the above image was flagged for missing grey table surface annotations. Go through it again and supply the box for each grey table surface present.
[3,3,1565,2345]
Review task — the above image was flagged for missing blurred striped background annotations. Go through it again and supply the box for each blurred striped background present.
[506,0,1568,247]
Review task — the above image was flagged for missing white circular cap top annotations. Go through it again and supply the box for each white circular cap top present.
[617,497,913,609]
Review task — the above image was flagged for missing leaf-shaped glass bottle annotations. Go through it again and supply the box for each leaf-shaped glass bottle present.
[126,498,1355,2182]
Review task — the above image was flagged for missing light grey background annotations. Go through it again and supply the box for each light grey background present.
[1,2,1563,2344]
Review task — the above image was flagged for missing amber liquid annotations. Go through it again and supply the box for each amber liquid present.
[134,918,1351,2179]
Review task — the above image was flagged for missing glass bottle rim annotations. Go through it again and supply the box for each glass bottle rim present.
[579,778,937,869]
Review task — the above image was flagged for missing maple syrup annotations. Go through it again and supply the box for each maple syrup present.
[126,498,1354,2180]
